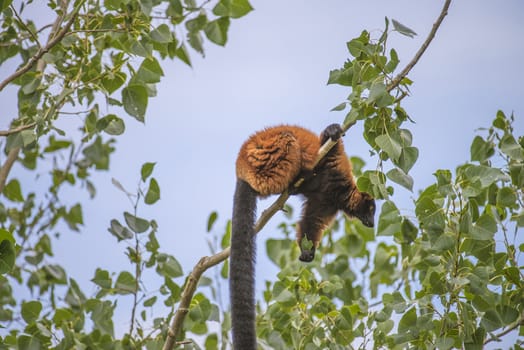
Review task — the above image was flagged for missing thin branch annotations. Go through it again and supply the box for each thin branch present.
[484,313,524,345]
[0,3,81,92]
[0,148,20,194]
[386,0,451,93]
[0,123,36,137]
[9,4,42,48]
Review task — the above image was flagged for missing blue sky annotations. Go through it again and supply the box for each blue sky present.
[2,0,524,344]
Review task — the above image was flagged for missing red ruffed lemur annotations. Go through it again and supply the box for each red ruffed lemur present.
[230,123,375,349]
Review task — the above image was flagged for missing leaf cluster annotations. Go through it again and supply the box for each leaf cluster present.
[328,19,419,198]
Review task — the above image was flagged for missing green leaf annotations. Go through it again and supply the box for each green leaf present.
[136,57,164,84]
[368,82,394,107]
[357,170,389,199]
[188,32,204,56]
[3,179,24,202]
[0,238,16,274]
[375,134,402,161]
[17,335,41,350]
[398,307,417,332]
[470,135,494,162]
[186,13,207,32]
[144,178,160,204]
[471,213,497,240]
[266,239,294,268]
[129,38,152,57]
[21,300,42,323]
[385,48,399,73]
[496,187,517,208]
[156,254,183,278]
[108,219,133,241]
[0,0,13,11]
[432,233,455,252]
[124,212,150,233]
[391,19,417,38]
[436,338,454,350]
[205,334,218,349]
[400,218,418,243]
[96,114,125,135]
[0,229,14,244]
[415,196,445,238]
[44,135,71,152]
[397,146,418,173]
[86,299,114,336]
[204,17,230,46]
[65,278,86,307]
[115,271,137,294]
[141,162,156,181]
[500,134,524,161]
[122,84,148,122]
[481,309,503,332]
[330,102,347,112]
[143,296,157,307]
[207,211,218,232]
[64,204,83,231]
[463,165,510,189]
[176,43,192,66]
[150,24,173,43]
[382,292,407,313]
[387,167,413,191]
[102,71,126,95]
[213,0,254,18]
[92,268,112,289]
[498,305,519,325]
[377,200,401,236]
[327,67,353,86]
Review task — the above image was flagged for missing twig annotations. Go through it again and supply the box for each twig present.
[484,313,524,345]
[0,3,81,92]
[0,123,37,137]
[0,148,20,194]
[386,0,451,93]
[9,4,42,48]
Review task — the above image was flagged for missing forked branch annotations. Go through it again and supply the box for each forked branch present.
[0,2,81,92]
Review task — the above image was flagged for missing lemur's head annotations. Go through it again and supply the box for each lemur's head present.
[352,192,375,228]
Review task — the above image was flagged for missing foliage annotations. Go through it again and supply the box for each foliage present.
[0,0,251,348]
[0,1,522,350]
[254,110,524,349]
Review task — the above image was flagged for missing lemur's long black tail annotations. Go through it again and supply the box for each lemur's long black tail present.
[230,179,258,350]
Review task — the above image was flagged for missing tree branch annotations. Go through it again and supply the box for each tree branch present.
[0,2,81,92]
[0,123,36,137]
[0,148,20,194]
[484,312,524,345]
[386,0,451,93]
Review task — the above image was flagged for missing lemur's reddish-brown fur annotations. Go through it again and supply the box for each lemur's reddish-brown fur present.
[235,124,373,251]
[230,124,375,350]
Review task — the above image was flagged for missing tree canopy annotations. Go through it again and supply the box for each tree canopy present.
[0,0,523,349]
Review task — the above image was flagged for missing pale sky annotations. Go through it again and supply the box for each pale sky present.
[2,0,523,345]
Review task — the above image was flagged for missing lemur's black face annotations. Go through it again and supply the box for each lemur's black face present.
[355,194,375,228]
